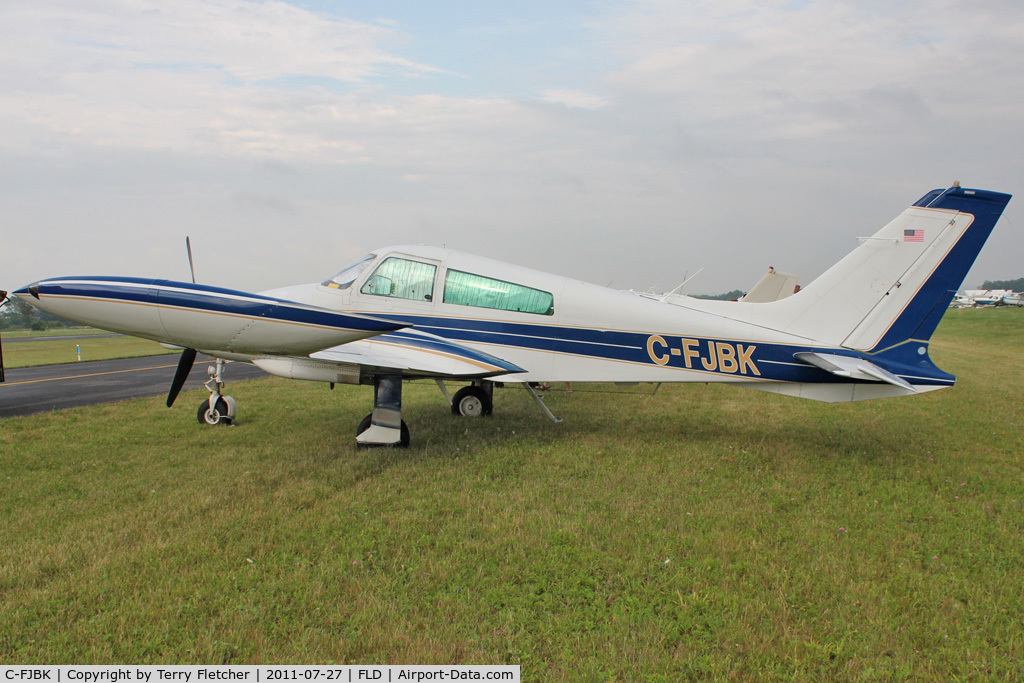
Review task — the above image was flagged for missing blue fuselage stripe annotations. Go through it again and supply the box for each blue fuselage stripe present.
[379,313,954,385]
[33,277,404,333]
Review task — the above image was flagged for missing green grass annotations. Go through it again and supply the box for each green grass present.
[2,333,174,367]
[1,327,111,339]
[1,309,1023,678]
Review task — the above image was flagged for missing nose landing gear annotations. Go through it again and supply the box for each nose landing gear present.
[196,358,236,426]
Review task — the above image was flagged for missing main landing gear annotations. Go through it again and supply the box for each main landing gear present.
[180,364,556,446]
[356,378,498,448]
[356,374,409,448]
[196,358,236,426]
[450,382,493,417]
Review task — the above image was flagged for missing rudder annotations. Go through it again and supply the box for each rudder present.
[851,185,1012,356]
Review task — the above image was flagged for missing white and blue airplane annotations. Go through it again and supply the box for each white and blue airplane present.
[10,184,1012,447]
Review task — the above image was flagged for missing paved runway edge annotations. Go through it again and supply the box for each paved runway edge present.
[0,354,268,418]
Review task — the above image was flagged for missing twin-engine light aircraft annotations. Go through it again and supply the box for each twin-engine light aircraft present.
[12,184,1012,447]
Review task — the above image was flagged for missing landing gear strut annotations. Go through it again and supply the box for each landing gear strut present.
[356,374,409,447]
[196,358,236,426]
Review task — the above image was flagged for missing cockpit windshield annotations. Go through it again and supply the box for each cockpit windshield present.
[322,254,375,289]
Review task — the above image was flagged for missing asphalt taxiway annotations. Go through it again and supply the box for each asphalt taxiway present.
[0,354,268,418]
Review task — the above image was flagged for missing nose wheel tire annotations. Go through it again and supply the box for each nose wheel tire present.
[451,385,493,417]
[197,397,232,425]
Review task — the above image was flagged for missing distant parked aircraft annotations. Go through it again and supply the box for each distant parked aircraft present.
[951,289,1023,307]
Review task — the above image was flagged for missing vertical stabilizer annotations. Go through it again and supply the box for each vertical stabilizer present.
[738,186,1010,355]
[848,186,1012,354]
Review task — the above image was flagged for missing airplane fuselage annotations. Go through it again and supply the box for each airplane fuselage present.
[259,244,952,402]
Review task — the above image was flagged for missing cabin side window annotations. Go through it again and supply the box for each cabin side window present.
[360,257,437,301]
[443,269,554,315]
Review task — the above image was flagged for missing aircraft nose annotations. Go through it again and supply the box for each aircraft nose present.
[13,282,41,299]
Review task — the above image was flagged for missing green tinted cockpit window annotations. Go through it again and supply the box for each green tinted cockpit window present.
[360,257,437,301]
[443,269,554,315]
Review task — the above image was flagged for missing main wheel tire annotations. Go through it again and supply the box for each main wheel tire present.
[197,397,232,425]
[356,413,410,448]
[451,385,492,417]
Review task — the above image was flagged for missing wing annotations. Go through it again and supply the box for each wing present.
[251,328,525,383]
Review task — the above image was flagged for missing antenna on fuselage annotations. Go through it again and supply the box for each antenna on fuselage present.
[659,267,704,301]
[186,236,197,283]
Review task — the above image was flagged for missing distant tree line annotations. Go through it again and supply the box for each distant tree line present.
[1,297,77,331]
[980,277,1024,291]
[691,277,1024,301]
[693,289,746,301]
[694,277,1024,300]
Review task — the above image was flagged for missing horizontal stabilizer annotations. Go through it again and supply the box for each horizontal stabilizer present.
[740,268,800,303]
[793,352,916,392]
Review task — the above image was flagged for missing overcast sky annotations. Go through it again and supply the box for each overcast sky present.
[3,0,1023,295]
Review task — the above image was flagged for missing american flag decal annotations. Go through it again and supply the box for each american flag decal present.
[904,229,924,242]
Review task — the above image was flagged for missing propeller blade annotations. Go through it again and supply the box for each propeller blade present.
[166,347,198,407]
[0,290,7,382]
[0,291,6,383]
[186,236,196,284]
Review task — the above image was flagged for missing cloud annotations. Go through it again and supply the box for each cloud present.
[539,89,611,110]
[2,0,1023,294]
[0,0,439,158]
[2,0,432,83]
[606,0,1024,129]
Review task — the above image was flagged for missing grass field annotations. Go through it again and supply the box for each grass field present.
[1,327,110,339]
[1,309,1022,679]
[1,330,174,368]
